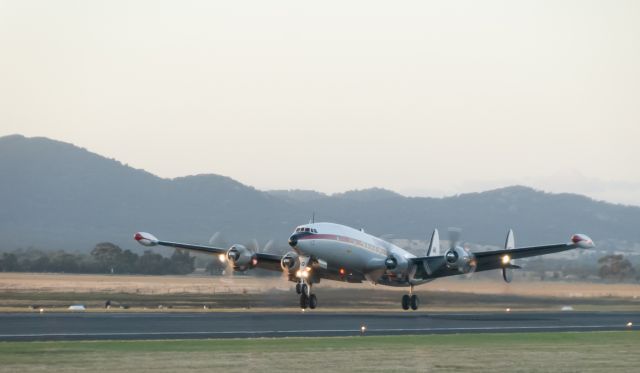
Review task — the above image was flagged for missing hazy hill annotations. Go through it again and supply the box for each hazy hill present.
[1,134,639,253]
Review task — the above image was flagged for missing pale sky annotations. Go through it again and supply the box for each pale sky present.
[1,1,639,205]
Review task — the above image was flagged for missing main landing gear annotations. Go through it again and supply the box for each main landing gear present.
[296,281,317,309]
[401,286,419,311]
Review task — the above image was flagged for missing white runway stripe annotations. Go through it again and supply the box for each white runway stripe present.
[0,324,633,339]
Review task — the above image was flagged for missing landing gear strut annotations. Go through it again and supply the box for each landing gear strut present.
[401,285,419,311]
[298,280,317,309]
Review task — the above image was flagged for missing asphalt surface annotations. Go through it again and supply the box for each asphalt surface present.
[0,311,637,341]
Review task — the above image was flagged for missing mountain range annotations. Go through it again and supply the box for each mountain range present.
[1,134,639,253]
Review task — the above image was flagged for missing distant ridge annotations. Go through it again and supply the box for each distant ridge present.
[1,134,639,252]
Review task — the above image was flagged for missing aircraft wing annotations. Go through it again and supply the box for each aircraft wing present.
[412,234,594,280]
[134,232,283,271]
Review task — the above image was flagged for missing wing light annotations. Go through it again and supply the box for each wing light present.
[501,254,511,265]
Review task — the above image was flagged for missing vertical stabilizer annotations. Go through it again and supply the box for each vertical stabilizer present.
[505,229,515,250]
[426,229,440,256]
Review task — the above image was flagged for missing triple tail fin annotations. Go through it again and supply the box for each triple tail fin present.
[426,229,440,256]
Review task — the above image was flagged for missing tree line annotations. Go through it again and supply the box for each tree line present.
[0,242,194,275]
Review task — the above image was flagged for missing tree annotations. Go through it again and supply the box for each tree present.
[49,252,80,273]
[0,253,19,271]
[116,249,139,274]
[91,242,123,273]
[136,251,169,274]
[598,254,635,281]
[169,249,195,275]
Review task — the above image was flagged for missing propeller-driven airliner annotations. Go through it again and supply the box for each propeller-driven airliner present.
[135,223,594,310]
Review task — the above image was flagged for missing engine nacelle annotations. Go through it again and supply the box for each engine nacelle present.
[384,254,408,275]
[226,245,256,270]
[444,247,477,274]
[280,251,300,273]
[385,256,397,270]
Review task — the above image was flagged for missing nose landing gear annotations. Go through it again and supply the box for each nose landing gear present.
[296,280,318,310]
[297,280,317,309]
[293,257,318,310]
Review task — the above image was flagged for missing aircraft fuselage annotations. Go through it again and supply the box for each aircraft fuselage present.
[289,222,425,286]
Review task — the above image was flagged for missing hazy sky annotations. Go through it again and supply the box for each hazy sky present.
[1,1,639,205]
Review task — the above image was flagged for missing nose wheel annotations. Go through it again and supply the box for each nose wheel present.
[300,293,317,309]
[297,281,317,309]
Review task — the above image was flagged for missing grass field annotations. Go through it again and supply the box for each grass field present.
[0,332,638,372]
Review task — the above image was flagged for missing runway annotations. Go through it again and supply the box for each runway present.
[0,311,636,341]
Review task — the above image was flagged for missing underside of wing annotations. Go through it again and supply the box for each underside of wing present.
[134,232,283,272]
[412,233,594,280]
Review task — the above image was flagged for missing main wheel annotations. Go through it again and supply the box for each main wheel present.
[309,294,318,309]
[301,283,309,296]
[300,293,309,309]
[295,283,301,294]
[401,294,410,310]
[410,294,419,310]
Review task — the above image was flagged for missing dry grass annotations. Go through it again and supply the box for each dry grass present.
[1,272,639,298]
[0,273,638,312]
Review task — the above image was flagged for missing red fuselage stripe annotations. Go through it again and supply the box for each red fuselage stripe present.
[298,234,387,256]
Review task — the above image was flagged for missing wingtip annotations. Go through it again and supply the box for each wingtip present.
[134,232,159,246]
[570,234,595,248]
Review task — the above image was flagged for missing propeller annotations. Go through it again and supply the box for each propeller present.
[446,227,477,278]
[448,227,462,250]
[207,231,236,278]
[246,239,275,254]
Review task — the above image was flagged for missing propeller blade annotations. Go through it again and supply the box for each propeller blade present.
[465,253,478,279]
[247,239,260,253]
[208,232,220,245]
[448,227,462,249]
[262,239,274,253]
[208,231,229,248]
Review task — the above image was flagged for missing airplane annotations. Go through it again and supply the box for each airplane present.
[134,222,594,310]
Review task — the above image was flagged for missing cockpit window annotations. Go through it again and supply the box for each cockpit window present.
[304,228,310,232]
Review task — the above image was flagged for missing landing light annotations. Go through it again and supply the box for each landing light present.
[218,254,226,263]
[339,268,346,276]
[627,322,633,327]
[295,269,310,279]
[501,255,511,265]
[360,324,367,335]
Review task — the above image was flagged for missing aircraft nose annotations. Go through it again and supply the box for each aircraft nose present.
[288,234,298,247]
